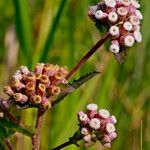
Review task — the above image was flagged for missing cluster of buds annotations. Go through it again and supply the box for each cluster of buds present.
[3,63,68,109]
[78,104,117,148]
[88,0,143,54]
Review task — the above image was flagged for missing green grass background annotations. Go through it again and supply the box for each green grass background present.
[0,0,149,149]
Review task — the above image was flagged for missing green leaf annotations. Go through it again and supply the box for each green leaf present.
[0,118,34,137]
[0,125,15,139]
[12,0,33,67]
[0,139,7,150]
[53,72,99,105]
[95,20,107,33]
[39,0,67,62]
[71,71,100,89]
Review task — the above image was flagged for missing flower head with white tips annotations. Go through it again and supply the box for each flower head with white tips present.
[77,104,117,148]
[88,0,143,61]
[4,63,68,109]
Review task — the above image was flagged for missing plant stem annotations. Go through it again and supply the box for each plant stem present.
[32,109,45,150]
[51,141,72,150]
[51,135,82,150]
[66,32,110,80]
[4,139,14,150]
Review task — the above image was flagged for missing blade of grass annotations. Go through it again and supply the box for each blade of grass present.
[39,0,67,62]
[0,118,34,137]
[12,0,33,68]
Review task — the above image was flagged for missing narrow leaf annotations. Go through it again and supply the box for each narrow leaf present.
[39,0,67,62]
[0,118,34,137]
[53,72,99,105]
[12,0,33,67]
[71,71,100,89]
[0,139,7,150]
[0,125,15,139]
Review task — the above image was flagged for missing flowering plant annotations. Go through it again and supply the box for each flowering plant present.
[88,0,143,63]
[0,0,143,150]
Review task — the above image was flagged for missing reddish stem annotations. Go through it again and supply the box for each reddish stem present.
[66,32,110,80]
[4,139,14,150]
[32,109,45,150]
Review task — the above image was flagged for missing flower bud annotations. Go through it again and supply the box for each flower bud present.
[3,86,14,96]
[124,35,135,47]
[87,103,98,118]
[134,31,142,43]
[106,123,116,133]
[81,128,89,136]
[37,83,46,95]
[49,85,61,95]
[13,93,28,103]
[10,79,25,90]
[104,0,116,8]
[99,109,110,119]
[41,97,51,109]
[26,82,35,91]
[108,12,118,23]
[78,111,89,125]
[40,75,50,87]
[89,118,101,130]
[34,63,44,74]
[24,73,36,83]
[20,66,30,75]
[109,26,119,37]
[32,95,42,104]
[83,134,92,142]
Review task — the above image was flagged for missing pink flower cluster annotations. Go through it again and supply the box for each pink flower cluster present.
[78,104,117,148]
[88,0,143,54]
[4,63,68,109]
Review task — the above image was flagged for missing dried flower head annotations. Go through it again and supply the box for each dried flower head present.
[77,103,117,148]
[3,63,68,109]
[88,0,143,58]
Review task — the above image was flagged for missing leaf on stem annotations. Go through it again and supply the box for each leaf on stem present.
[0,118,34,138]
[52,71,100,105]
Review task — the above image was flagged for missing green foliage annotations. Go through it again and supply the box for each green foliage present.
[0,140,7,150]
[0,118,34,138]
[54,72,99,105]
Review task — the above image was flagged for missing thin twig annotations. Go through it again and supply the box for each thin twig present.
[51,135,82,150]
[66,32,110,80]
[4,139,14,150]
[51,141,72,150]
[32,109,45,150]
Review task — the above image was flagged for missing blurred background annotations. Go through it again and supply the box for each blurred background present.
[0,0,149,149]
